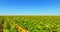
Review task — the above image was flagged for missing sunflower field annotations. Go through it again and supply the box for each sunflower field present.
[0,16,60,32]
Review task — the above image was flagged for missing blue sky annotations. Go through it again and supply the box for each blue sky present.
[0,0,60,14]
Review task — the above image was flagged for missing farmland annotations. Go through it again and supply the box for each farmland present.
[0,16,60,32]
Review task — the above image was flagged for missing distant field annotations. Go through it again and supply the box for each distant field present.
[0,16,60,32]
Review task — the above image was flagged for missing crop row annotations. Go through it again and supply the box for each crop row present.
[0,16,60,32]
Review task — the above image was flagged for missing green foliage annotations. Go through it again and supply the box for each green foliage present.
[0,20,2,26]
[0,16,60,32]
